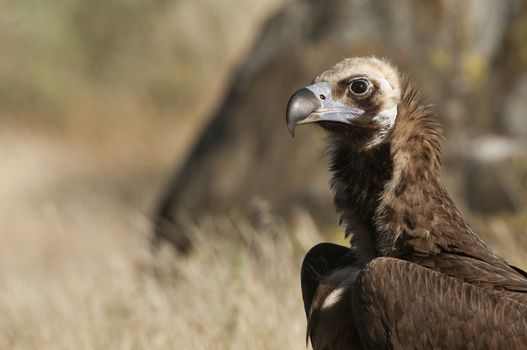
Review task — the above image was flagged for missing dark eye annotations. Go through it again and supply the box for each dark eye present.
[349,79,370,96]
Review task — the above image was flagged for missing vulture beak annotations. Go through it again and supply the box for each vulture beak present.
[286,82,364,136]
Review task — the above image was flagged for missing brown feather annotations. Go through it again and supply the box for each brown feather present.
[353,258,527,349]
[301,243,364,349]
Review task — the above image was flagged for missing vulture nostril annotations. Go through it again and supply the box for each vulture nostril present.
[320,94,326,100]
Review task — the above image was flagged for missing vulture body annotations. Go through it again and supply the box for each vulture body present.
[286,57,527,349]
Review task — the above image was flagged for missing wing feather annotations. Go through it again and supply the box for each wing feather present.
[410,253,527,303]
[353,257,527,349]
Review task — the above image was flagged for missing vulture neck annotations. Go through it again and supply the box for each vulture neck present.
[330,82,493,260]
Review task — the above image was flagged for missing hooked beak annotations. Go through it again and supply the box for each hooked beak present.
[285,82,364,137]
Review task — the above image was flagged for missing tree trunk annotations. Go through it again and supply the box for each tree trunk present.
[154,0,527,252]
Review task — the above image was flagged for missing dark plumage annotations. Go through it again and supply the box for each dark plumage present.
[286,57,527,348]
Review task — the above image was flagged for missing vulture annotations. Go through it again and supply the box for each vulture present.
[286,57,527,349]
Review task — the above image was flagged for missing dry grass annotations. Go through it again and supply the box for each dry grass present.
[0,1,317,348]
[0,125,318,350]
[0,124,525,349]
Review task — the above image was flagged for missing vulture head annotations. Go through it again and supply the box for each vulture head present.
[286,57,401,148]
[286,56,444,257]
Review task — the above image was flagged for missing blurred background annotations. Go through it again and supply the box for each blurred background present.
[1,0,526,349]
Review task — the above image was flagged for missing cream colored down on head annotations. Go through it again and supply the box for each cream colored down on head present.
[315,57,402,143]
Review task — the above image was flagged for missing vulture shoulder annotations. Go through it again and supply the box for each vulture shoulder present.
[301,243,365,350]
[301,243,351,316]
[353,257,527,349]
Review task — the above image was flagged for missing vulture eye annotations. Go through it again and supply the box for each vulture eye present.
[349,79,371,97]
